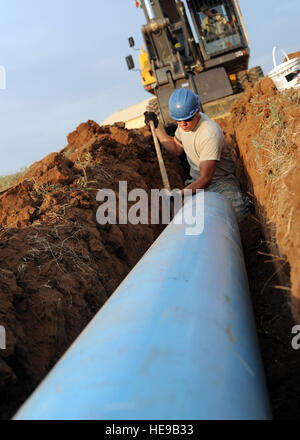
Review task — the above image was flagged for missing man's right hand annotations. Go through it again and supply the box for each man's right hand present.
[144,111,159,129]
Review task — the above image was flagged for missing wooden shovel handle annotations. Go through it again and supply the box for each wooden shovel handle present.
[149,120,171,192]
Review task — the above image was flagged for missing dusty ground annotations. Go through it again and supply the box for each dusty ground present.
[0,78,299,419]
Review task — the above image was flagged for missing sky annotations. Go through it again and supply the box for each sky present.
[0,0,299,175]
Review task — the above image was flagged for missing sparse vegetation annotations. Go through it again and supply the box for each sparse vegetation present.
[75,153,93,187]
[281,89,300,105]
[63,147,74,158]
[75,153,111,188]
[269,98,284,129]
[27,178,61,201]
[250,95,295,183]
[31,181,61,198]
[0,167,28,192]
[23,226,95,276]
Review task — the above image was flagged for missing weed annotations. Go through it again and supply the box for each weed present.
[75,153,92,187]
[45,204,70,222]
[31,179,60,199]
[75,153,111,188]
[24,227,95,275]
[269,98,284,129]
[63,147,74,158]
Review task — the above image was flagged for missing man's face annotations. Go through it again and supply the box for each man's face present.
[176,111,201,132]
[204,9,214,18]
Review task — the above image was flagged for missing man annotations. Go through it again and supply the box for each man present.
[144,88,251,223]
[201,8,232,39]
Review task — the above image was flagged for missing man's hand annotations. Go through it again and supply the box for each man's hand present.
[181,160,217,194]
[144,111,159,129]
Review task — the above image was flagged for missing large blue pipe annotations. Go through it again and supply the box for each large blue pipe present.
[14,192,271,420]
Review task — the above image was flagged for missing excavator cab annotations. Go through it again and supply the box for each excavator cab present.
[187,0,248,59]
[194,4,242,55]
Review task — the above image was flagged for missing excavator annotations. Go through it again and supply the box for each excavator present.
[126,0,263,127]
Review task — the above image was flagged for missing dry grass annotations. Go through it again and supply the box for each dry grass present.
[75,153,98,188]
[75,152,112,188]
[22,226,95,276]
[251,96,296,183]
[0,168,28,192]
[30,178,61,200]
[63,147,74,158]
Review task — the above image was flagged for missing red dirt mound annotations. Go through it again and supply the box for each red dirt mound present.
[227,78,300,320]
[0,121,184,418]
[219,78,300,418]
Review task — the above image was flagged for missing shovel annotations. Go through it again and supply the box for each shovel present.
[149,120,171,192]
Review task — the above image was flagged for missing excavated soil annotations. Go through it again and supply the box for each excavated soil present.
[219,77,300,419]
[222,77,300,319]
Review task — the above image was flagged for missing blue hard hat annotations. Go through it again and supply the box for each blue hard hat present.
[169,88,201,121]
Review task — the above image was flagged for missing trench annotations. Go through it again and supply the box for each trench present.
[232,163,300,420]
[220,112,300,419]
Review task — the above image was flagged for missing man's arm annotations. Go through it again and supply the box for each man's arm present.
[155,124,184,156]
[181,160,217,195]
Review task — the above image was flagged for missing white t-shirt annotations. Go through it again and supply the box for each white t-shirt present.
[175,113,235,182]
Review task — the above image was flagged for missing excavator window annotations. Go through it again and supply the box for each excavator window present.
[189,0,243,57]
